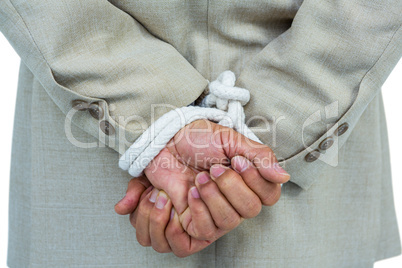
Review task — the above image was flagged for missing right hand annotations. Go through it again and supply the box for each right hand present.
[115,119,290,245]
[123,164,277,257]
[135,119,290,215]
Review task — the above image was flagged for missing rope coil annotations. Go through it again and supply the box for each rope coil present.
[119,70,261,177]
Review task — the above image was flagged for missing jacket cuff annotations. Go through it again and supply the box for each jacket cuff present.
[280,26,402,190]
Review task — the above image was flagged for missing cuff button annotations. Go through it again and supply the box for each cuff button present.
[305,150,320,162]
[72,100,89,111]
[100,120,115,136]
[319,137,334,150]
[88,103,104,120]
[334,122,349,136]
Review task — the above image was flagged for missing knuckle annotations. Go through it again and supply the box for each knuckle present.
[153,245,171,253]
[165,222,182,238]
[164,227,174,239]
[137,200,151,216]
[149,211,164,226]
[136,234,151,247]
[216,214,241,230]
[241,197,262,219]
[261,186,281,206]
[254,147,275,165]
[215,170,239,191]
[174,249,191,258]
[137,203,146,215]
[265,145,274,155]
[259,144,274,155]
[137,239,150,247]
[149,216,159,226]
[190,202,205,218]
[199,183,218,200]
[195,229,216,241]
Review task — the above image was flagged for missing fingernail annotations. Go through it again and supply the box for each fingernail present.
[155,192,168,209]
[232,156,250,173]
[149,188,159,203]
[274,163,289,176]
[197,172,210,184]
[190,187,200,199]
[170,208,175,221]
[210,165,226,178]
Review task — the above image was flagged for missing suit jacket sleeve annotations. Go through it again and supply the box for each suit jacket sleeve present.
[0,0,208,154]
[236,0,402,189]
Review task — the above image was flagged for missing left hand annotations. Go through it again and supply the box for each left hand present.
[117,119,289,217]
[116,162,272,257]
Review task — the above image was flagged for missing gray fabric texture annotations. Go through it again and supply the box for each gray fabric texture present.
[1,0,401,267]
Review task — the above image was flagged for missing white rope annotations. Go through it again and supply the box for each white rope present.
[119,70,262,177]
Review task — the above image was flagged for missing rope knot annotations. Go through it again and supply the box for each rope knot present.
[201,70,250,110]
[119,70,261,177]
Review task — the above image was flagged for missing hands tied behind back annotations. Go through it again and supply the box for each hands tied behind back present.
[115,119,290,256]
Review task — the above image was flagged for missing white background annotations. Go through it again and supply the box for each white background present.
[0,33,401,267]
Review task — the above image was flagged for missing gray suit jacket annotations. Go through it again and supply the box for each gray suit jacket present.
[1,0,401,267]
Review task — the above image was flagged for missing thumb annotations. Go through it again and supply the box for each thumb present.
[114,176,152,215]
[222,128,290,184]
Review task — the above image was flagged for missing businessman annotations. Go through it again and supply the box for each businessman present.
[1,0,401,267]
